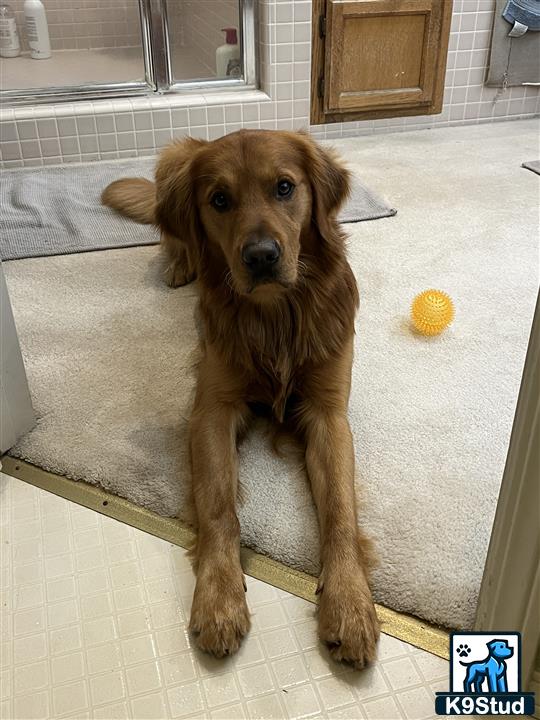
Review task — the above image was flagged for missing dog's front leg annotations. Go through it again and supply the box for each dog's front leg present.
[299,344,380,669]
[161,231,197,287]
[188,357,250,657]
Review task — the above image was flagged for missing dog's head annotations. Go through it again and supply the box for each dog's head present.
[155,130,350,300]
[487,640,513,660]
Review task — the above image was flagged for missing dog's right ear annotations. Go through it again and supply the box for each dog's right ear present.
[290,132,351,246]
[154,137,207,244]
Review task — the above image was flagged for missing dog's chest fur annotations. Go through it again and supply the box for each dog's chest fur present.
[200,259,358,421]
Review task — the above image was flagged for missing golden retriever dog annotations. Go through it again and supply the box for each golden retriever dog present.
[102,130,380,668]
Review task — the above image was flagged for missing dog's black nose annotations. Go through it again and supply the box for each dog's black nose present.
[241,238,280,271]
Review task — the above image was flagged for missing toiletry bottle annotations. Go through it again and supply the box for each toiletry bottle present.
[24,0,51,59]
[0,3,21,58]
[216,27,241,77]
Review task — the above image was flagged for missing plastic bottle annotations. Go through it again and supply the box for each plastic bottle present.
[0,3,21,58]
[24,0,51,59]
[216,27,240,78]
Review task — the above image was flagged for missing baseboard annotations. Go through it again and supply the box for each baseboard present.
[2,454,450,660]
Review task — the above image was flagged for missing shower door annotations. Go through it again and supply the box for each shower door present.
[163,0,256,90]
[0,0,256,105]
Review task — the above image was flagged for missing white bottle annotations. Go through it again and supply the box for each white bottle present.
[216,27,240,78]
[24,0,51,59]
[0,3,21,58]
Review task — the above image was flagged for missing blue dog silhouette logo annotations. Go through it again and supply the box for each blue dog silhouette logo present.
[435,632,536,715]
[459,639,513,693]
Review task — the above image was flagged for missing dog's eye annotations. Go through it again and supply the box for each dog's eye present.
[276,179,295,199]
[211,192,229,212]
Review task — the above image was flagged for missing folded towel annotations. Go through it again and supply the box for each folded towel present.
[503,0,540,35]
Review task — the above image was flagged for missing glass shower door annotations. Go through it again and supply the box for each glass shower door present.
[167,0,243,82]
[150,0,256,92]
[0,0,257,104]
[1,0,153,103]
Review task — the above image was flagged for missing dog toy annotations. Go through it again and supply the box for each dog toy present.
[411,289,454,336]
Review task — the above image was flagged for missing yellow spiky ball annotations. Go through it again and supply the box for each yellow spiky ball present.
[411,289,454,336]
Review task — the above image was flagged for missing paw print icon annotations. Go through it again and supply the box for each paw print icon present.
[457,644,471,658]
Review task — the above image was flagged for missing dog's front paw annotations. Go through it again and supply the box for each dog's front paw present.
[317,568,380,670]
[189,570,250,658]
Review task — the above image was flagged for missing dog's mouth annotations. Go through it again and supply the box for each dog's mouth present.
[229,266,297,297]
[247,275,293,294]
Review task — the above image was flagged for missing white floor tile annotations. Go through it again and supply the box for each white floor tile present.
[130,691,169,720]
[282,683,322,719]
[272,656,309,690]
[202,672,241,708]
[13,690,50,720]
[316,674,357,712]
[381,657,423,692]
[0,472,449,719]
[362,694,404,719]
[52,679,89,717]
[236,664,276,699]
[395,686,435,720]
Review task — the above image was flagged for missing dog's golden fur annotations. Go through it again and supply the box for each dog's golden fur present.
[102,129,380,668]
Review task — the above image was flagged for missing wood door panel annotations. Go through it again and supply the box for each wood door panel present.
[325,0,441,112]
[340,15,426,93]
[311,0,453,124]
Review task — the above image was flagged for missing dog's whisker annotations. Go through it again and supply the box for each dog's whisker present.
[224,270,236,293]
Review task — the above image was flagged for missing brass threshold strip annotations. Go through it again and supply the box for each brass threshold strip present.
[2,455,450,660]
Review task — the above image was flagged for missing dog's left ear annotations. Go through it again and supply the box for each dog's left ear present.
[154,137,207,244]
[294,133,351,242]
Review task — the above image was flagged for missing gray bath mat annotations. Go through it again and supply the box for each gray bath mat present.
[522,160,540,175]
[0,157,396,261]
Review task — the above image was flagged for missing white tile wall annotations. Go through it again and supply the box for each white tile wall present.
[0,0,538,167]
[0,471,450,720]
[8,0,142,51]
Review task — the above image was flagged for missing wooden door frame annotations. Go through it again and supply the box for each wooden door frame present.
[310,0,453,125]
[475,293,540,690]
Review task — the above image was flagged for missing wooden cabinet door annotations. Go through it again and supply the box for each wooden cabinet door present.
[311,0,452,124]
